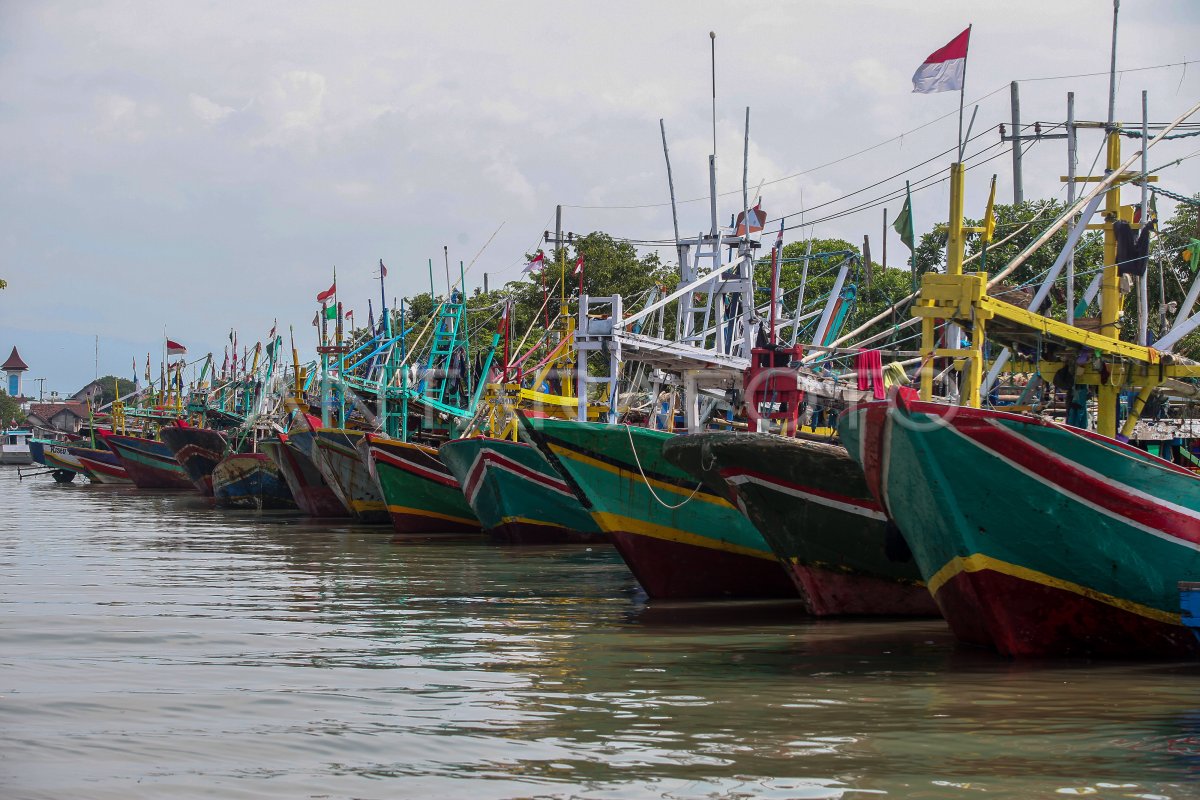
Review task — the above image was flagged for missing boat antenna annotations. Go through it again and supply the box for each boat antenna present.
[708,31,719,239]
[659,119,684,269]
[1107,0,1120,127]
[710,31,717,155]
[742,106,750,243]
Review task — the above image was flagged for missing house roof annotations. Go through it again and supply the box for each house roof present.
[27,402,87,422]
[2,347,28,372]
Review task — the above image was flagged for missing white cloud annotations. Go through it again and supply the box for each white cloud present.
[2,0,1200,391]
[188,93,235,124]
[250,70,328,149]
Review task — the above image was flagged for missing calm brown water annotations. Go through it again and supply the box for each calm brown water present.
[3,468,1200,799]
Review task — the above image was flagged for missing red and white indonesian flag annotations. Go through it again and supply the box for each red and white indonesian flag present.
[912,27,971,94]
[523,251,546,274]
[316,281,336,303]
[573,253,584,275]
[166,339,187,356]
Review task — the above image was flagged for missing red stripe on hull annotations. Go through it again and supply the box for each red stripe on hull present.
[959,418,1200,547]
[489,520,607,545]
[387,511,482,536]
[608,530,796,599]
[108,447,194,490]
[936,567,1200,658]
[293,486,350,518]
[786,562,939,617]
[75,457,132,484]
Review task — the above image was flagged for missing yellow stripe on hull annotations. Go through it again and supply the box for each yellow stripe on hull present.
[547,442,729,508]
[926,552,1180,626]
[497,515,572,530]
[386,504,478,527]
[591,511,775,561]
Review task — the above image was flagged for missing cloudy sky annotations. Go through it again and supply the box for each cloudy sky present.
[2,0,1199,395]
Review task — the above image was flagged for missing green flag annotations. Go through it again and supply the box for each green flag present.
[892,181,915,253]
[324,304,337,320]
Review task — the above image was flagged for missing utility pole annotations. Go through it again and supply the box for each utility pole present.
[34,377,46,401]
[1001,92,1067,205]
[1010,81,1023,204]
[543,223,576,283]
[882,208,888,271]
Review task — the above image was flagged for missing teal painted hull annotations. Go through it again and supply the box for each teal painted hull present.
[841,399,1200,658]
[522,419,796,599]
[439,437,605,543]
[310,429,390,524]
[663,431,939,617]
[367,437,481,535]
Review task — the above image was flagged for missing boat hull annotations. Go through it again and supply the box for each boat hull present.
[523,419,796,599]
[663,432,939,617]
[213,453,297,511]
[262,435,349,517]
[160,427,227,495]
[840,398,1200,658]
[367,437,482,534]
[440,437,605,544]
[310,429,389,523]
[71,446,132,484]
[32,439,97,480]
[103,433,195,490]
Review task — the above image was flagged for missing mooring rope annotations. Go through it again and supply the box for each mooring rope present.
[624,424,702,510]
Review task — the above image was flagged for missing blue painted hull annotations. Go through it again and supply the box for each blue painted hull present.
[213,454,297,511]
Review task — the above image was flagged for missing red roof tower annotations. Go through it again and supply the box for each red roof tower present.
[2,347,28,372]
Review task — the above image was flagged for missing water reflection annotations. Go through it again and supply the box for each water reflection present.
[3,469,1200,799]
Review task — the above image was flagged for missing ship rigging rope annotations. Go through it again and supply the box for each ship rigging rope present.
[563,59,1200,212]
[1117,127,1200,141]
[624,424,703,510]
[561,57,1200,212]
[1150,185,1200,208]
[614,134,1018,249]
[611,130,1007,246]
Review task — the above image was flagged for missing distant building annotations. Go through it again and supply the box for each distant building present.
[25,402,88,438]
[72,379,105,405]
[2,346,28,398]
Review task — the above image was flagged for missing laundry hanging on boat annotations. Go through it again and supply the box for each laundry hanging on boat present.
[1114,219,1152,277]
[856,349,886,400]
[882,361,909,390]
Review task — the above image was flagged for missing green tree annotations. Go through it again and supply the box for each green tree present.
[914,199,1106,309]
[390,231,675,365]
[0,390,22,427]
[79,376,138,407]
[1142,197,1200,349]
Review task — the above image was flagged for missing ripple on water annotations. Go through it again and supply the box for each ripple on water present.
[3,469,1200,798]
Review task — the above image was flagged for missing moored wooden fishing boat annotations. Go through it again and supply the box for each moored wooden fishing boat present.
[30,438,97,481]
[261,433,349,517]
[841,397,1200,658]
[69,445,132,484]
[523,418,797,599]
[366,436,482,534]
[212,452,297,510]
[309,428,389,523]
[440,436,605,544]
[663,431,939,617]
[102,432,195,490]
[160,426,227,495]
